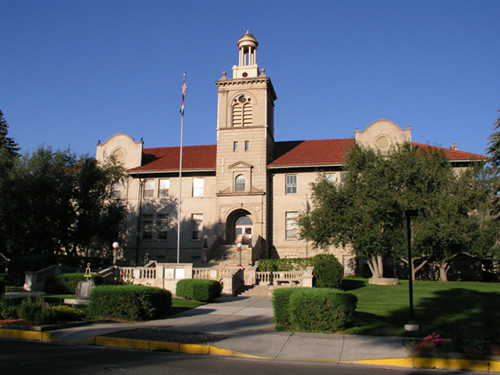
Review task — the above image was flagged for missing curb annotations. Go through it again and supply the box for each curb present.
[1,328,499,373]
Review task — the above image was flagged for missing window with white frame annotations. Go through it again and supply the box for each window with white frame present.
[285,212,298,239]
[191,214,203,240]
[192,178,204,197]
[325,173,336,184]
[235,174,246,192]
[143,180,155,198]
[285,175,297,194]
[244,141,249,151]
[159,179,170,197]
[157,214,168,240]
[141,214,154,240]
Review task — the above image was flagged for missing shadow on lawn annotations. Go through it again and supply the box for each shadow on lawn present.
[341,278,366,291]
[350,287,500,349]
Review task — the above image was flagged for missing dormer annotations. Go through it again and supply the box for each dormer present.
[355,119,412,152]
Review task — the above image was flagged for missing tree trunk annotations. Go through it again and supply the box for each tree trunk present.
[368,255,384,278]
[438,261,450,282]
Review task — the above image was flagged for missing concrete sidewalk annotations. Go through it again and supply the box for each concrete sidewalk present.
[1,295,499,373]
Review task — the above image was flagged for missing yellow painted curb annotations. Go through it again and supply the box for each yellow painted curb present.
[352,357,500,373]
[95,336,149,350]
[0,328,56,342]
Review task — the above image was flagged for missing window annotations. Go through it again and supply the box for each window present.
[143,180,155,198]
[233,141,238,152]
[159,179,170,197]
[141,214,154,240]
[192,178,204,197]
[191,214,203,240]
[235,174,246,192]
[232,95,252,127]
[285,175,297,194]
[245,141,249,151]
[157,214,168,240]
[285,212,298,239]
[111,182,122,199]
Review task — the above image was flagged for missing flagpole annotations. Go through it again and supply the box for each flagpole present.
[176,71,187,264]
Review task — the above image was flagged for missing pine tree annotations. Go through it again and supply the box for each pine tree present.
[0,110,20,156]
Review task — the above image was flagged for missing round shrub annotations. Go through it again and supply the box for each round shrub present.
[311,254,344,289]
[87,285,172,321]
[50,305,85,321]
[176,279,222,302]
[288,288,357,332]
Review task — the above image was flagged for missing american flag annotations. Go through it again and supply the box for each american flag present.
[180,78,187,115]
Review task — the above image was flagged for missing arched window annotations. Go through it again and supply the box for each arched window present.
[235,174,246,192]
[232,95,252,127]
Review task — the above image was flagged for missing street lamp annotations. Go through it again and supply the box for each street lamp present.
[404,210,420,332]
[112,242,119,265]
[203,234,208,249]
[236,242,242,267]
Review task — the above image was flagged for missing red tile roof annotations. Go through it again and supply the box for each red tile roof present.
[128,145,217,173]
[269,139,355,167]
[127,140,486,173]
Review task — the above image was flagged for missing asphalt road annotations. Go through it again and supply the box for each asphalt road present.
[0,339,475,375]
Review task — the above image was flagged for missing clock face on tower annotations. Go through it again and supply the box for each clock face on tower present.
[242,72,248,77]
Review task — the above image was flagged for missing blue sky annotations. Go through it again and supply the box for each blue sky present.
[1,0,499,157]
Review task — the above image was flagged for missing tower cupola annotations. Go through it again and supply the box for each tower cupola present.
[233,31,260,79]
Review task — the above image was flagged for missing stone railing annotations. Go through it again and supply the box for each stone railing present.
[222,267,244,296]
[255,267,314,287]
[192,267,233,281]
[23,265,60,291]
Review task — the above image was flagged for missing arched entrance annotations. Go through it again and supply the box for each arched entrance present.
[226,209,253,245]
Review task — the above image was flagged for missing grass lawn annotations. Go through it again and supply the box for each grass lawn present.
[342,278,500,342]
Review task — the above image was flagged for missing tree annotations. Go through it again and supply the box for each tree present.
[4,147,127,258]
[0,110,20,255]
[0,110,20,157]
[299,142,488,281]
[485,110,500,221]
[299,143,405,278]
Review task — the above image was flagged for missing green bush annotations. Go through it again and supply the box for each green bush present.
[289,288,357,332]
[17,298,57,324]
[311,254,344,289]
[272,288,357,332]
[272,287,308,329]
[50,305,85,321]
[44,273,104,294]
[176,279,222,302]
[257,258,312,272]
[0,300,19,319]
[86,285,172,321]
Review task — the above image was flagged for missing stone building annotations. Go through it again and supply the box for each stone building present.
[96,32,485,270]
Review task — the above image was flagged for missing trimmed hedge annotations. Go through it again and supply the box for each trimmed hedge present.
[176,279,222,302]
[86,285,172,321]
[44,273,104,294]
[272,288,357,332]
[311,254,344,289]
[257,258,312,272]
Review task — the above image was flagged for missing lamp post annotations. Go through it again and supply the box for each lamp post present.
[404,210,420,332]
[112,242,119,265]
[236,242,242,267]
[203,234,208,249]
[248,235,253,249]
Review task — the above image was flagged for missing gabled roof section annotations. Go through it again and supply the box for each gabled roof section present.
[269,139,486,169]
[128,145,216,173]
[269,139,355,168]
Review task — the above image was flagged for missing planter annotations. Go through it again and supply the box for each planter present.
[368,277,399,285]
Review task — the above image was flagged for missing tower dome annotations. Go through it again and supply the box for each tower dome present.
[237,31,258,49]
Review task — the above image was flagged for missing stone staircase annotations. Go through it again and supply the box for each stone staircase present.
[208,244,251,267]
[237,284,274,297]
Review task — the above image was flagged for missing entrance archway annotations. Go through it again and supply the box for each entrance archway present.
[226,209,253,245]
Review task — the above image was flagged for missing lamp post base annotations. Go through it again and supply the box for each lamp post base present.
[404,322,420,332]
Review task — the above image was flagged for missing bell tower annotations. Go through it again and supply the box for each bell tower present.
[215,32,277,243]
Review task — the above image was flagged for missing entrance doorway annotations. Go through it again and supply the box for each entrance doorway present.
[234,216,253,245]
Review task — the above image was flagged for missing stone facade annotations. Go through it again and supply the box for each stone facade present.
[96,32,485,270]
